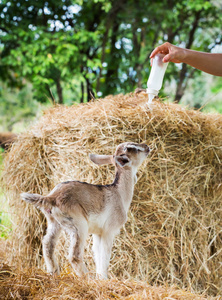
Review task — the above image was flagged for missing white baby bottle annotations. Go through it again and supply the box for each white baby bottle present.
[146,53,169,104]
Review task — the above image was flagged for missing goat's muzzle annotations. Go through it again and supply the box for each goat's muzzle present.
[143,144,150,155]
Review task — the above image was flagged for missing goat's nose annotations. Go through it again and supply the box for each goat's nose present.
[144,145,150,154]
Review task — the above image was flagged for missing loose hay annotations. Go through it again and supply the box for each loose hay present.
[2,93,222,297]
[0,263,219,300]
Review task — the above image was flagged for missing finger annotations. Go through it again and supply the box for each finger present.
[150,45,164,58]
[150,47,160,58]
[150,43,169,58]
[162,54,171,63]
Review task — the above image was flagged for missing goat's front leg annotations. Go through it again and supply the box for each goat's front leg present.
[42,218,61,275]
[93,233,114,279]
[92,234,101,275]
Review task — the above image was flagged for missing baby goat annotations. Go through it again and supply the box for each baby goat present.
[21,142,150,279]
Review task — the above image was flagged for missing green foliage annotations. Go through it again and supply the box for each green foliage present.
[0,209,12,239]
[211,77,222,94]
[0,0,221,106]
[0,153,12,239]
[205,77,222,113]
[0,82,41,132]
[203,98,222,114]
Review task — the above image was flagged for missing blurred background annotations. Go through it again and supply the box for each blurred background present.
[0,0,222,133]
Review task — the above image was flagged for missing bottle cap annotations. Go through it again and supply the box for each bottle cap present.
[146,88,158,96]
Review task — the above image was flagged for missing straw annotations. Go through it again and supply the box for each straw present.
[2,93,222,297]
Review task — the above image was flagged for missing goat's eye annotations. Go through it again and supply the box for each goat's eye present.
[127,148,135,152]
[127,147,140,153]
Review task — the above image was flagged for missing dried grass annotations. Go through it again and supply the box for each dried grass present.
[2,93,222,297]
[0,263,219,300]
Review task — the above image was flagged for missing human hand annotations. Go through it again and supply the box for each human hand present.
[150,42,186,64]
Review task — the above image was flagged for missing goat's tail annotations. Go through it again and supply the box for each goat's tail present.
[21,192,51,209]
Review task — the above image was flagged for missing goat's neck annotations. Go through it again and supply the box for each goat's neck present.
[113,167,137,212]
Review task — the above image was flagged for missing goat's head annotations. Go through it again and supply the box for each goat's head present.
[89,142,150,169]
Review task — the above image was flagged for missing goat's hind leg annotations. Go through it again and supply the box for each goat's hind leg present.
[64,218,88,276]
[42,216,61,275]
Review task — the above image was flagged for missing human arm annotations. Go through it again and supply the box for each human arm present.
[150,42,222,76]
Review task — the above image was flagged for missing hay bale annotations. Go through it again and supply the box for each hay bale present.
[2,93,222,296]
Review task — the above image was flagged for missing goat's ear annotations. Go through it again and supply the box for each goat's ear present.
[89,154,114,165]
[115,155,131,168]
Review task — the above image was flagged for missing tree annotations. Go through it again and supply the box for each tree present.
[0,0,221,104]
[0,82,39,132]
[0,0,104,103]
[168,1,222,102]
